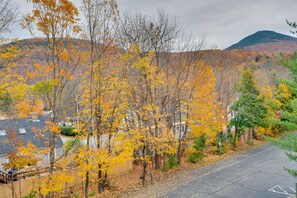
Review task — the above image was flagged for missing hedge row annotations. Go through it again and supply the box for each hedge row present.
[60,126,76,136]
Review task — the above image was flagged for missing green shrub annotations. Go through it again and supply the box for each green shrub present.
[60,126,76,136]
[215,133,232,155]
[64,139,82,156]
[73,192,80,198]
[23,190,37,198]
[89,191,96,197]
[162,155,178,172]
[0,92,13,113]
[188,134,207,163]
[188,152,204,163]
[215,139,226,155]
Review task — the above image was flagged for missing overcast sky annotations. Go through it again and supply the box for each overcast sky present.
[10,0,297,49]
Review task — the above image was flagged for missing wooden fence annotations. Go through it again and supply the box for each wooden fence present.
[0,160,133,198]
[0,168,50,184]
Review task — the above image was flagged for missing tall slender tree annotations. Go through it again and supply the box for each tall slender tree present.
[80,0,118,195]
[22,0,81,196]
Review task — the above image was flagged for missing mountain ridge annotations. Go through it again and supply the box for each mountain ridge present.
[227,30,297,50]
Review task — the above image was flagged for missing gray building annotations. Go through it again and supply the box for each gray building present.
[0,115,63,170]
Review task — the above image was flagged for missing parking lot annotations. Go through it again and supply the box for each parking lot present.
[130,143,297,198]
[162,144,297,198]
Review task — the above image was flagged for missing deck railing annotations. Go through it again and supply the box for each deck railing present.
[0,167,50,183]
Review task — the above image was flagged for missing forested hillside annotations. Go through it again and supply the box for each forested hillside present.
[2,38,291,115]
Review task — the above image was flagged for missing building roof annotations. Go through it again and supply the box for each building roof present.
[0,116,63,156]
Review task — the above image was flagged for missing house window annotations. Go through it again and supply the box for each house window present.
[181,125,185,132]
[176,126,180,132]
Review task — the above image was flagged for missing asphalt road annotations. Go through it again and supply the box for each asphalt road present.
[162,143,297,198]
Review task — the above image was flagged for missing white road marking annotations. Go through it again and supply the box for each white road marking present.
[268,185,295,196]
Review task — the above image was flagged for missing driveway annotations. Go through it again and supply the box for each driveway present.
[132,143,297,198]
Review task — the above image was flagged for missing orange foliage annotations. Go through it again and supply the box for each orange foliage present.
[46,121,60,134]
[15,99,44,118]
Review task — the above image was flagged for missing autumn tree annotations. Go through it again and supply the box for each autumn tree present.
[188,62,223,141]
[166,37,208,164]
[118,11,221,169]
[4,129,43,198]
[257,86,281,136]
[0,44,25,115]
[0,0,21,114]
[119,46,177,184]
[80,0,119,195]
[22,0,81,196]
[4,142,40,171]
[204,50,244,134]
[119,11,182,169]
[173,57,223,164]
[118,10,179,58]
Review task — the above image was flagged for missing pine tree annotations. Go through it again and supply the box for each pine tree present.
[275,53,297,130]
[230,69,267,146]
[268,134,297,177]
[266,27,297,182]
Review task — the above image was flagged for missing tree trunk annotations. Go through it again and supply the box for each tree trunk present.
[177,139,182,165]
[247,128,251,142]
[98,166,103,193]
[154,154,160,169]
[177,94,183,165]
[163,153,166,168]
[252,128,256,139]
[10,176,15,198]
[233,126,238,148]
[142,161,147,187]
[85,171,89,198]
[227,125,231,134]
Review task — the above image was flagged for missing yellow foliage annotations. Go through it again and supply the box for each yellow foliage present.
[40,172,74,196]
[15,100,31,118]
[189,62,225,142]
[46,121,60,134]
[58,52,70,61]
[4,141,40,170]
[257,127,276,137]
[8,83,27,101]
[259,85,282,136]
[31,100,44,115]
[276,83,292,106]
[15,99,44,118]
